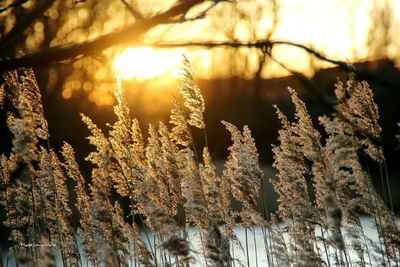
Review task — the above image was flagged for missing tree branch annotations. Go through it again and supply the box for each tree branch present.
[0,0,55,52]
[1,31,399,91]
[149,40,400,89]
[119,0,144,20]
[0,0,28,13]
[0,0,202,71]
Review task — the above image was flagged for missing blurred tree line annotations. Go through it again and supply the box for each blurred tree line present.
[0,0,398,103]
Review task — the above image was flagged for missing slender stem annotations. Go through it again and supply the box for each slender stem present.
[378,163,388,206]
[231,241,235,267]
[364,157,389,265]
[342,244,351,267]
[320,228,331,267]
[244,227,250,267]
[29,171,42,261]
[153,234,157,266]
[138,214,157,262]
[357,217,373,267]
[252,226,258,267]
[198,230,208,266]
[382,161,394,212]
[261,226,272,267]
[4,188,19,267]
[203,127,208,149]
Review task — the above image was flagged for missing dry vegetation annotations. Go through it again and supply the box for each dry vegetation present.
[0,60,399,267]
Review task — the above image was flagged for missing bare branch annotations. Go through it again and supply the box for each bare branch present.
[119,0,144,20]
[151,40,351,66]
[183,1,221,21]
[0,30,399,91]
[0,0,28,13]
[149,41,400,89]
[0,0,202,71]
[0,0,55,52]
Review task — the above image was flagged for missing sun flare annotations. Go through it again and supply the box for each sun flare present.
[113,47,182,81]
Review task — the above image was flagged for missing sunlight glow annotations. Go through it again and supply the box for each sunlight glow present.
[113,47,182,81]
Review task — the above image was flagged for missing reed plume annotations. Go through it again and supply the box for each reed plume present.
[61,142,100,265]
[272,105,322,265]
[199,147,232,266]
[169,97,193,147]
[1,59,399,267]
[327,76,400,262]
[222,121,264,226]
[178,56,205,129]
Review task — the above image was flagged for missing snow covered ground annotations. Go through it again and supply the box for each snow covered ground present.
[1,217,397,266]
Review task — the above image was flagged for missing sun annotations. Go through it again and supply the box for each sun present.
[113,47,182,81]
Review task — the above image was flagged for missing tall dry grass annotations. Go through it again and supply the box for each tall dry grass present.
[0,62,399,267]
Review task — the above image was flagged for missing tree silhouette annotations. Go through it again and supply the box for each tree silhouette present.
[0,0,398,95]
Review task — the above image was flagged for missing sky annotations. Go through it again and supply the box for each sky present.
[113,0,400,82]
[5,0,398,100]
[36,0,400,105]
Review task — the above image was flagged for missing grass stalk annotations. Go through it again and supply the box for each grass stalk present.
[244,227,250,267]
[320,228,331,267]
[251,226,259,267]
[382,162,394,212]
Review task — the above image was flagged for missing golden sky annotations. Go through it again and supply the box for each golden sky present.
[114,0,400,81]
[51,0,400,105]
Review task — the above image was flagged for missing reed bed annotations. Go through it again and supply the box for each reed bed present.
[0,62,399,267]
